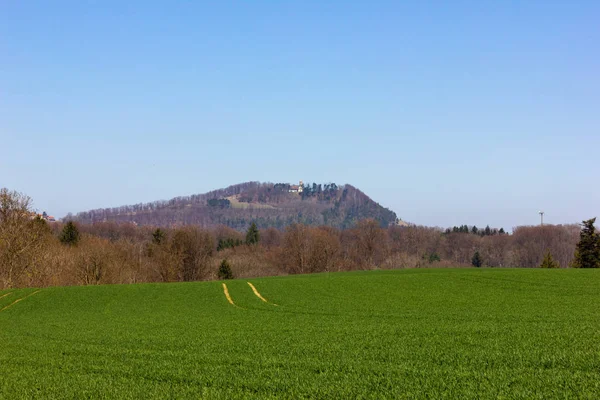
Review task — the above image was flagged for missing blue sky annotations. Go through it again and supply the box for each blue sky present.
[1,1,598,229]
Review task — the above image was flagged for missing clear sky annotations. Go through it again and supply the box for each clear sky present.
[1,1,599,229]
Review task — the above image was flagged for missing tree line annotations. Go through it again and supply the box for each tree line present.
[1,188,599,289]
[446,225,506,236]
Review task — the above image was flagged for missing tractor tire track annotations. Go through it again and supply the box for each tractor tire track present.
[0,292,12,300]
[0,290,41,312]
[222,283,243,309]
[247,282,277,306]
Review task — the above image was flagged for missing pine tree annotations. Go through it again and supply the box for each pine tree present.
[245,222,260,245]
[471,251,483,268]
[539,251,560,268]
[499,228,506,235]
[152,228,165,245]
[59,221,80,246]
[571,218,600,268]
[471,226,478,235]
[218,259,233,280]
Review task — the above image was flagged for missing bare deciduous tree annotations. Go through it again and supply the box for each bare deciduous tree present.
[0,189,49,288]
[281,224,311,274]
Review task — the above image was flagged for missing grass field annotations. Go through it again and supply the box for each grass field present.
[1,269,600,399]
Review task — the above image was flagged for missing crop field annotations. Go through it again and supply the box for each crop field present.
[1,268,600,398]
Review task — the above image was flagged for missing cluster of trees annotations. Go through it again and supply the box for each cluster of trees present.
[2,188,599,290]
[446,225,506,236]
[301,183,339,201]
[207,199,231,209]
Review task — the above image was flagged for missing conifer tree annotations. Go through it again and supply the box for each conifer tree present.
[471,251,483,268]
[218,259,233,280]
[152,228,165,245]
[245,222,260,245]
[59,221,80,246]
[571,218,600,268]
[539,251,560,268]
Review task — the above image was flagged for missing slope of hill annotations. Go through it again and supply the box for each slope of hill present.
[68,182,398,230]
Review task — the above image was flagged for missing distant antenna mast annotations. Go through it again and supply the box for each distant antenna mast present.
[539,211,544,226]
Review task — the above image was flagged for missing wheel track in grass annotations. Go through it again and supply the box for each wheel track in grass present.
[0,292,12,300]
[0,290,41,312]
[222,283,243,309]
[247,282,277,306]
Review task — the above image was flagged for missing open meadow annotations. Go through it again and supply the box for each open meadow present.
[1,268,599,398]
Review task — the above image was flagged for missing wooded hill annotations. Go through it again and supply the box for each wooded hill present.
[68,182,398,230]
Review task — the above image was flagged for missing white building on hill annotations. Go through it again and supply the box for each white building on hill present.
[288,181,304,193]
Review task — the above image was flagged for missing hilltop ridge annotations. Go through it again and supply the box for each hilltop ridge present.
[68,182,398,230]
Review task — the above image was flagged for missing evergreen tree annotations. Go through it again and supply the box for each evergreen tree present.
[218,259,234,280]
[499,228,506,235]
[471,251,483,268]
[471,226,478,235]
[485,225,491,236]
[539,251,560,268]
[59,221,80,246]
[245,222,260,245]
[570,218,600,268]
[152,228,165,245]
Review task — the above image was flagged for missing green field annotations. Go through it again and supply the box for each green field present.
[1,269,600,399]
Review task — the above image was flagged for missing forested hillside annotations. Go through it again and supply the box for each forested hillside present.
[68,182,398,230]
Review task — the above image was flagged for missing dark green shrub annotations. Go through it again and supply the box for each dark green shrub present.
[471,251,483,268]
[218,259,233,280]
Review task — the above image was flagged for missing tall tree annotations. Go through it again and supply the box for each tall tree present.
[170,227,213,281]
[60,221,80,246]
[245,222,260,245]
[570,218,600,268]
[0,188,49,288]
[471,251,483,268]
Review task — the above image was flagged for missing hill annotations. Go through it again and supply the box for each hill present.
[1,269,599,398]
[68,182,398,229]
